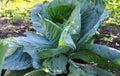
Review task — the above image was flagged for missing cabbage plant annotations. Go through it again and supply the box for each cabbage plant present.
[1,0,120,76]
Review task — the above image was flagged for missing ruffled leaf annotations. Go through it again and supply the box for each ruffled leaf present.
[3,48,32,70]
[3,31,52,69]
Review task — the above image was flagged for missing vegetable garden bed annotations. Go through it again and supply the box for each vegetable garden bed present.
[0,0,120,76]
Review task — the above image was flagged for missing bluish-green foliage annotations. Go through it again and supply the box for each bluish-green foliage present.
[0,0,120,76]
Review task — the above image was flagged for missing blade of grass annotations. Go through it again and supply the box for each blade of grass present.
[0,41,8,76]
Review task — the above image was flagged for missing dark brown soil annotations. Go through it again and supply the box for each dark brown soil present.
[95,23,120,50]
[0,18,31,38]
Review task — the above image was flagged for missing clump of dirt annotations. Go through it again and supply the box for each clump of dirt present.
[0,18,31,38]
[95,23,120,50]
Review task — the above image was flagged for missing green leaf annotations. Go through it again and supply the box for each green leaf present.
[76,63,114,76]
[47,0,78,8]
[46,5,74,24]
[24,69,55,76]
[31,2,49,34]
[68,60,114,76]
[59,26,76,49]
[85,44,120,65]
[3,48,32,70]
[38,46,70,58]
[68,62,86,76]
[58,4,81,50]
[68,65,84,76]
[47,0,78,22]
[79,0,105,36]
[4,31,52,69]
[46,0,80,35]
[14,31,52,49]
[0,42,8,75]
[43,54,68,74]
[3,38,20,57]
[65,4,81,35]
[70,51,117,67]
[77,10,111,49]
[4,68,33,76]
[40,17,63,46]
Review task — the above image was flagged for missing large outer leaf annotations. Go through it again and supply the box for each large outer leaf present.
[16,31,52,46]
[12,31,52,69]
[3,48,32,70]
[3,38,20,57]
[76,63,114,76]
[0,42,8,75]
[43,54,68,74]
[85,44,120,65]
[70,51,117,67]
[77,10,111,49]
[3,31,52,69]
[31,2,49,34]
[78,0,105,36]
[68,60,114,76]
